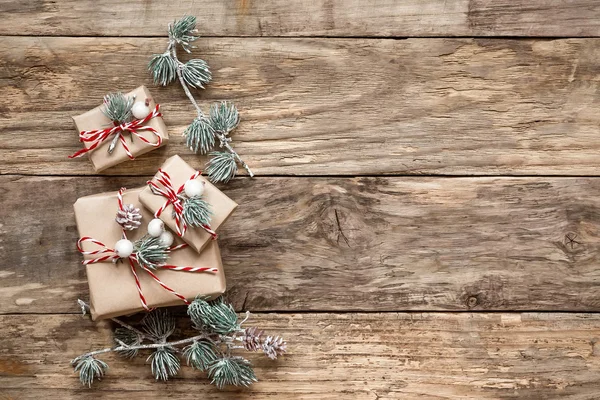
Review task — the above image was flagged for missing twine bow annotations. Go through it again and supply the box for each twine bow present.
[76,188,217,312]
[68,104,163,159]
[147,169,218,239]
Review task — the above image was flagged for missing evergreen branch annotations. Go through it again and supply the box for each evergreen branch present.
[148,52,178,86]
[102,92,134,124]
[73,298,285,388]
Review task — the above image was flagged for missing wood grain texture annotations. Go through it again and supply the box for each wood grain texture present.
[3,37,600,176]
[2,0,600,37]
[3,175,600,314]
[1,312,600,399]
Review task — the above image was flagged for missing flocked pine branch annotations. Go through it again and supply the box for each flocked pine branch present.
[149,15,253,183]
[72,297,286,388]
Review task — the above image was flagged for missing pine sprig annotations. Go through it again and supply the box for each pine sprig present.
[148,53,177,86]
[183,339,219,371]
[102,92,134,123]
[134,235,169,270]
[148,346,180,381]
[208,357,257,389]
[148,15,253,184]
[205,151,237,183]
[188,297,239,335]
[182,59,212,89]
[72,356,108,387]
[182,196,212,227]
[184,116,215,154]
[72,297,285,388]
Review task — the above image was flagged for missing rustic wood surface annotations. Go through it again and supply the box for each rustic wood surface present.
[2,313,600,399]
[4,37,600,176]
[2,1,600,398]
[3,175,600,314]
[3,0,600,37]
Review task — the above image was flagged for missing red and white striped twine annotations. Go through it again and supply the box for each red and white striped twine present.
[75,188,217,311]
[68,104,163,159]
[147,169,218,239]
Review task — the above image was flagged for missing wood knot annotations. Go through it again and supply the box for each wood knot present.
[466,296,478,308]
[564,232,582,250]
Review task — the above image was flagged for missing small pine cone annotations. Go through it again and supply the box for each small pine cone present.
[241,326,263,352]
[115,204,142,230]
[262,335,286,360]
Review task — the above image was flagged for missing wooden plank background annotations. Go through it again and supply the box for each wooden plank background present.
[2,1,600,398]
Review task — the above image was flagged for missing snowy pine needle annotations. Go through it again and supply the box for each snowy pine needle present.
[148,346,180,381]
[133,235,169,270]
[184,116,215,154]
[183,340,219,371]
[72,356,108,387]
[148,53,177,86]
[205,151,238,183]
[142,308,176,340]
[182,59,212,89]
[102,92,134,123]
[182,196,212,227]
[168,15,199,52]
[208,357,257,389]
[188,297,239,334]
[114,328,142,358]
[210,101,240,134]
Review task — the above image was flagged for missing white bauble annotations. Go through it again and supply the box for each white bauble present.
[184,179,205,198]
[148,218,165,237]
[114,239,134,258]
[159,230,174,247]
[131,101,151,119]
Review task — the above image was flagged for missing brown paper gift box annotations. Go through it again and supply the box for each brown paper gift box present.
[73,186,226,321]
[72,86,169,172]
[139,155,238,253]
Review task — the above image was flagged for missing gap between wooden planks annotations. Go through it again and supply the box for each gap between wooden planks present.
[3,37,600,176]
[2,175,600,314]
[2,0,600,37]
[1,312,600,399]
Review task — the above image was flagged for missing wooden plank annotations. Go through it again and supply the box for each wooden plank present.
[2,0,600,37]
[3,175,600,314]
[3,37,600,176]
[1,312,600,399]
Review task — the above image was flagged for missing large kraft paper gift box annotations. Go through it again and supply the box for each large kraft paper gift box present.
[139,155,238,253]
[74,186,226,320]
[71,86,169,172]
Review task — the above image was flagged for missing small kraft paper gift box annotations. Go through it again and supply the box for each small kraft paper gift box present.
[73,186,226,320]
[70,86,168,172]
[139,155,238,253]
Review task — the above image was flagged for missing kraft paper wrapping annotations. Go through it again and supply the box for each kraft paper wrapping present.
[139,155,238,253]
[73,186,226,321]
[72,86,169,172]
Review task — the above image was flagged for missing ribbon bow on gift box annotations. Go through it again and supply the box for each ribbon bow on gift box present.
[147,169,218,239]
[76,188,217,311]
[69,104,163,160]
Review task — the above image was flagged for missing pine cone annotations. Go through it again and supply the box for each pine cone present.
[241,326,263,352]
[115,204,142,230]
[262,335,286,360]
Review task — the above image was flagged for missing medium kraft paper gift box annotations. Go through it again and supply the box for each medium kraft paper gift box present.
[71,85,169,172]
[139,155,238,253]
[73,186,226,321]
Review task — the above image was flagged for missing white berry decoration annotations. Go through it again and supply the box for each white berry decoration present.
[184,179,205,198]
[131,98,151,119]
[158,230,174,247]
[147,218,165,237]
[114,239,134,258]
